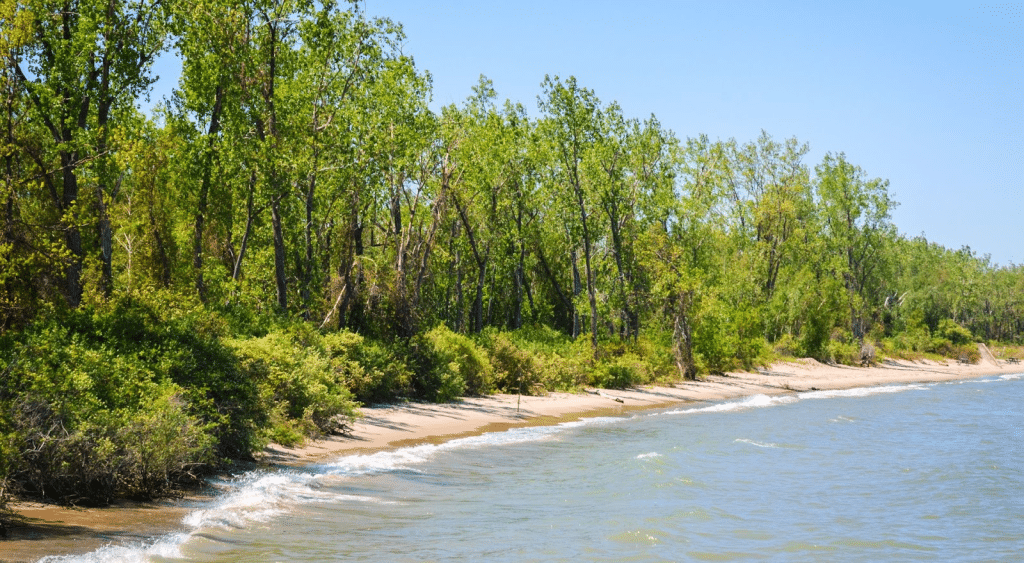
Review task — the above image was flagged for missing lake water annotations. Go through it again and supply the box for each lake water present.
[43,373,1023,562]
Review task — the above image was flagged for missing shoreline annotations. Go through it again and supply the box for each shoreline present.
[3,357,1021,562]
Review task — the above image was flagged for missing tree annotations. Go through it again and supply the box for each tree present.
[4,0,168,306]
[538,75,603,351]
[815,152,897,342]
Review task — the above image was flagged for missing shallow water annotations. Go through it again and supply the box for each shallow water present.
[43,373,1024,562]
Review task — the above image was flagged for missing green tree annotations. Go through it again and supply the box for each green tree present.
[815,152,897,342]
[4,0,168,305]
[538,75,603,351]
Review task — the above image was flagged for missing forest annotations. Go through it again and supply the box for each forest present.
[2,0,1023,507]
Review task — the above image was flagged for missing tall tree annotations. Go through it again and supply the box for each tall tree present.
[538,75,602,351]
[816,152,897,342]
[4,0,167,305]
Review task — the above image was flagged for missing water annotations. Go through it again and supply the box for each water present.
[43,373,1024,562]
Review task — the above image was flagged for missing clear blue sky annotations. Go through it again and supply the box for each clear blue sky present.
[149,1,1022,265]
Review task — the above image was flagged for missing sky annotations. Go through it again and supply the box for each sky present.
[149,1,1023,266]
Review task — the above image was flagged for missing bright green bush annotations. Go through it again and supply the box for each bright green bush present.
[478,330,541,394]
[115,392,216,499]
[823,330,861,365]
[228,331,358,444]
[937,319,973,346]
[592,356,640,389]
[410,326,494,401]
[322,331,413,404]
[0,293,258,504]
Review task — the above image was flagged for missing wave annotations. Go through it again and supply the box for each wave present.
[734,438,779,448]
[42,416,623,563]
[797,384,927,400]
[654,394,798,417]
[38,533,190,563]
[41,382,950,562]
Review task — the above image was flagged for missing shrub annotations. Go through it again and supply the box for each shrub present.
[937,319,973,346]
[115,393,216,499]
[419,325,494,399]
[825,337,860,365]
[229,331,358,444]
[322,331,413,404]
[592,355,642,389]
[773,333,799,358]
[0,291,268,505]
[479,330,541,394]
[5,386,213,505]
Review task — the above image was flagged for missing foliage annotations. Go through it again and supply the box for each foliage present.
[936,319,973,346]
[0,296,222,504]
[322,331,413,405]
[1,0,1022,509]
[478,329,541,394]
[228,330,358,446]
[418,325,494,400]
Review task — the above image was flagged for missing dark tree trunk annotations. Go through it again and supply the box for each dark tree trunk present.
[571,249,581,340]
[59,150,83,307]
[271,194,288,310]
[95,85,113,298]
[193,86,224,302]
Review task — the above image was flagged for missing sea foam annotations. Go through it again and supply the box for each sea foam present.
[797,384,927,400]
[654,393,797,417]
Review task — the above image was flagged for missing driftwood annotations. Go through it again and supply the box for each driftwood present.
[586,389,625,403]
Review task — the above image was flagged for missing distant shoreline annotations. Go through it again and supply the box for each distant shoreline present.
[4,358,1021,563]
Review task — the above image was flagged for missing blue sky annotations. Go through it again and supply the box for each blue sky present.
[149,1,1022,265]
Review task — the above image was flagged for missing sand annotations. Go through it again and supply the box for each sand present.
[3,357,1021,562]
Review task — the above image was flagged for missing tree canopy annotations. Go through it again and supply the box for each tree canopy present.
[2,0,1022,506]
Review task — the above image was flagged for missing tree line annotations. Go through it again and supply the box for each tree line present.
[2,0,1023,506]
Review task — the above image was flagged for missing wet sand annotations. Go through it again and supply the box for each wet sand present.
[3,357,1020,562]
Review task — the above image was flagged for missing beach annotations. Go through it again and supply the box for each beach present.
[3,356,1021,562]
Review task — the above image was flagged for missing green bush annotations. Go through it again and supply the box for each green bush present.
[0,292,260,504]
[322,331,413,404]
[115,393,216,499]
[4,385,214,505]
[415,327,495,401]
[479,330,541,394]
[772,333,799,358]
[825,335,861,365]
[592,356,640,389]
[937,319,973,346]
[229,331,358,444]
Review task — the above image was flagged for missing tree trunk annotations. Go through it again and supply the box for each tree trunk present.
[301,172,316,317]
[95,85,114,298]
[271,194,287,310]
[231,171,258,282]
[673,291,697,380]
[571,249,581,340]
[193,86,224,302]
[59,150,83,307]
[572,181,598,351]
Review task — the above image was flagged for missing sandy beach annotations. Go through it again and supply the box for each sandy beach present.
[3,356,1021,562]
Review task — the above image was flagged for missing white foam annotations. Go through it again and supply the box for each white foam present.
[734,438,779,448]
[1000,373,1022,381]
[656,394,797,417]
[44,416,626,563]
[36,533,189,563]
[182,470,324,530]
[636,452,661,459]
[797,384,926,400]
